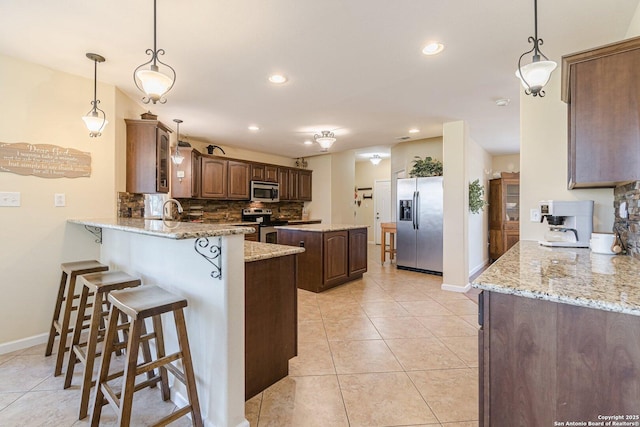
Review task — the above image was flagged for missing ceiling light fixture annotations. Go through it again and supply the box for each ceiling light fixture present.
[171,119,184,165]
[268,74,287,84]
[515,0,557,97]
[134,0,176,104]
[303,140,313,146]
[408,128,420,134]
[495,98,511,107]
[82,53,108,137]
[422,42,444,56]
[314,131,336,151]
[248,125,260,131]
[370,154,382,165]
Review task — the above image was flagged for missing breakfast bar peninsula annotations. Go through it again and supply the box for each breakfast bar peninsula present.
[68,218,253,427]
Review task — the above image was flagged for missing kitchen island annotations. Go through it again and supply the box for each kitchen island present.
[243,241,304,399]
[68,218,254,427]
[472,241,640,426]
[277,224,368,292]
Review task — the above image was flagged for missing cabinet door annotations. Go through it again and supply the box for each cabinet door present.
[569,48,640,188]
[251,164,265,181]
[289,169,300,201]
[323,231,349,287]
[155,127,170,193]
[228,161,250,199]
[191,151,201,197]
[504,229,519,252]
[265,165,278,182]
[201,158,228,198]
[278,168,290,200]
[299,170,312,201]
[171,148,199,198]
[348,228,368,275]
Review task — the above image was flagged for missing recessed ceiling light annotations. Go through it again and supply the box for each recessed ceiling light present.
[268,74,287,84]
[409,128,420,134]
[303,140,313,146]
[248,125,260,131]
[495,98,511,107]
[422,42,444,56]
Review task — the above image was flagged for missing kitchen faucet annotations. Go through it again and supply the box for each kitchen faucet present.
[162,198,183,222]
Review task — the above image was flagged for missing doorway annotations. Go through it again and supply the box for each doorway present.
[374,179,391,244]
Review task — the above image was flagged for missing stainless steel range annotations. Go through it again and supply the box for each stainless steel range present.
[241,208,289,243]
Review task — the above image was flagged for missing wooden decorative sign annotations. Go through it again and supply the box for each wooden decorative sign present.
[0,142,91,178]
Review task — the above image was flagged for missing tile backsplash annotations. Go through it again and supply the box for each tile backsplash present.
[614,181,640,258]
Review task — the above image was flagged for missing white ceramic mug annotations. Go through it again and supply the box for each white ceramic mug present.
[590,233,616,255]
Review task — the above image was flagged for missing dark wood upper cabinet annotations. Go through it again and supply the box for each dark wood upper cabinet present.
[562,36,640,188]
[171,148,200,198]
[125,119,172,194]
[299,170,312,201]
[227,161,250,200]
[265,165,278,182]
[250,164,265,181]
[278,168,291,200]
[200,157,228,198]
[288,169,300,201]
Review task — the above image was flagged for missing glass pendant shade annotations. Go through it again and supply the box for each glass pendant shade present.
[171,118,185,165]
[135,67,174,104]
[370,155,382,165]
[515,60,557,94]
[314,131,336,151]
[82,112,108,137]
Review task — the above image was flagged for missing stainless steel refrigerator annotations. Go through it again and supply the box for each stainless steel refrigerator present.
[396,177,443,274]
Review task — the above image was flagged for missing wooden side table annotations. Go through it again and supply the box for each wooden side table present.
[380,222,397,265]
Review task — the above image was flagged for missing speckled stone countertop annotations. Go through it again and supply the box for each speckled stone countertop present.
[68,218,254,240]
[275,223,367,232]
[472,240,640,316]
[244,241,305,262]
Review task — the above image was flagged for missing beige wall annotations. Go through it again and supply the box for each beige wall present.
[468,139,492,275]
[492,154,520,174]
[520,71,614,239]
[331,150,356,224]
[185,139,295,168]
[305,155,332,223]
[355,159,391,239]
[0,54,119,347]
[626,1,640,37]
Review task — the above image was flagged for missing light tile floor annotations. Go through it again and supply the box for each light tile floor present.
[0,244,479,426]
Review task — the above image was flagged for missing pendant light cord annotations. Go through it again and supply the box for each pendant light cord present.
[92,58,98,111]
[153,0,158,66]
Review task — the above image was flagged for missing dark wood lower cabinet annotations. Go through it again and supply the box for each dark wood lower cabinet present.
[245,254,297,400]
[277,227,368,292]
[480,291,640,426]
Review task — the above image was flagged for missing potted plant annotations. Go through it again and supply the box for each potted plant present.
[409,156,443,177]
[469,179,487,214]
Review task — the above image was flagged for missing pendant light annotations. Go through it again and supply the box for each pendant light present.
[171,119,185,165]
[515,0,557,97]
[370,154,382,165]
[82,53,108,137]
[134,0,176,104]
[314,131,336,151]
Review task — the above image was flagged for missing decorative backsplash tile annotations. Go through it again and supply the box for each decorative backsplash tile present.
[118,192,145,218]
[614,181,640,258]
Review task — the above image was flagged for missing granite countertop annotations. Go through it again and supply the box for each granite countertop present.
[244,241,305,262]
[285,219,322,225]
[275,223,367,232]
[68,218,254,240]
[472,240,640,316]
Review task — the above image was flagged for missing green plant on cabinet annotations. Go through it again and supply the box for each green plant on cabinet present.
[409,156,443,177]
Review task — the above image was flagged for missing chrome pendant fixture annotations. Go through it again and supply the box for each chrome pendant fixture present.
[314,131,336,152]
[134,0,176,104]
[171,119,185,165]
[82,53,108,137]
[515,0,557,97]
[370,154,382,165]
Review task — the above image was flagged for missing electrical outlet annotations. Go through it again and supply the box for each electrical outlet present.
[0,192,20,207]
[54,193,66,207]
[530,208,540,222]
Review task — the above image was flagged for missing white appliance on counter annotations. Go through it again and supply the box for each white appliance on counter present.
[396,177,443,274]
[538,200,593,248]
[250,181,279,203]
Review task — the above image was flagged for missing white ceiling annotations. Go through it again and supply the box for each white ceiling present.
[1,0,637,158]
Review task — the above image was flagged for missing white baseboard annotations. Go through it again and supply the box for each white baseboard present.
[441,282,471,293]
[469,259,489,276]
[0,332,48,355]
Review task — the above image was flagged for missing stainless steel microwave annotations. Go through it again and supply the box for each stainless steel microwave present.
[250,181,279,203]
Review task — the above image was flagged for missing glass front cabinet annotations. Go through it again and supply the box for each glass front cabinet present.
[488,172,520,261]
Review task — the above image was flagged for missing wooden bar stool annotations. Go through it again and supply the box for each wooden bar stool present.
[46,260,109,377]
[91,285,203,427]
[64,271,147,420]
[380,222,397,265]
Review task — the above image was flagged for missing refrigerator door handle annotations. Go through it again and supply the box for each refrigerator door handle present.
[415,191,420,229]
[412,191,417,229]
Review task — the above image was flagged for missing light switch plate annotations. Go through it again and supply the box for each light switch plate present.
[0,192,20,207]
[54,193,66,207]
[530,208,540,222]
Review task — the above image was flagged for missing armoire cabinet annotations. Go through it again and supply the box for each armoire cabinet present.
[488,172,519,261]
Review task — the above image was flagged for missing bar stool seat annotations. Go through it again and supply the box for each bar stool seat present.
[380,222,397,265]
[46,260,109,377]
[64,271,144,420]
[91,285,203,427]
